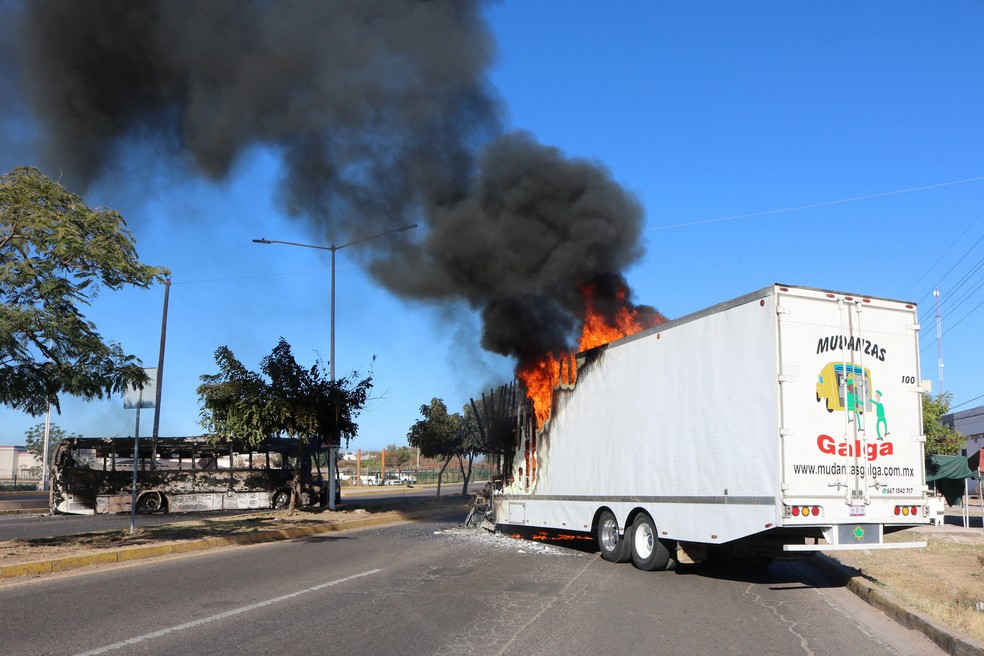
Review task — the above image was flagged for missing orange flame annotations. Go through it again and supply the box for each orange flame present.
[517,352,576,428]
[517,280,665,429]
[577,284,646,352]
[532,531,592,542]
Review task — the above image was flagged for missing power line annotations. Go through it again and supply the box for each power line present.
[951,393,984,411]
[919,292,984,355]
[914,228,984,307]
[649,174,984,232]
[904,208,984,299]
[917,271,984,343]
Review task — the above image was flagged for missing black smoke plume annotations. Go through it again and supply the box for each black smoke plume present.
[0,0,654,365]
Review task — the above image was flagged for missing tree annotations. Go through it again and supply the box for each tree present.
[0,166,168,416]
[24,423,81,469]
[407,398,464,498]
[384,444,413,468]
[197,338,373,513]
[922,392,965,456]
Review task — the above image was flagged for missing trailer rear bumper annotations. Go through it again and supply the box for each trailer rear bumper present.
[783,540,926,552]
[781,521,927,551]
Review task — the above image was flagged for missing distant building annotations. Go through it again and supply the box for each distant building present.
[941,404,984,494]
[340,451,375,461]
[0,446,41,485]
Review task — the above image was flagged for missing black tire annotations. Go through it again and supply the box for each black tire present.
[137,492,164,514]
[596,509,632,563]
[272,491,290,510]
[630,513,672,571]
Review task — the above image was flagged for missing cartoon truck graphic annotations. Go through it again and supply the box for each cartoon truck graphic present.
[816,362,872,413]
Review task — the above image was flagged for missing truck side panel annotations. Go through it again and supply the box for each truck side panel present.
[499,288,782,544]
[495,284,928,551]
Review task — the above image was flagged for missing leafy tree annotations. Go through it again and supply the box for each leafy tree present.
[922,392,965,456]
[0,166,168,416]
[24,422,81,467]
[197,338,373,513]
[407,398,464,497]
[384,444,413,468]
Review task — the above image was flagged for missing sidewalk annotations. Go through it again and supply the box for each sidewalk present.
[816,502,984,656]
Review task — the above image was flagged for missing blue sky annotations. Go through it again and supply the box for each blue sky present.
[3,1,984,449]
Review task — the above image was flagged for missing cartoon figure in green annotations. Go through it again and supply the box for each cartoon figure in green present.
[871,390,889,440]
[844,375,862,426]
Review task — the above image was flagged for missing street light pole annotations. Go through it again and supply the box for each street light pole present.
[253,223,417,510]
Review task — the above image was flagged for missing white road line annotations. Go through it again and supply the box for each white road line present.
[73,568,383,656]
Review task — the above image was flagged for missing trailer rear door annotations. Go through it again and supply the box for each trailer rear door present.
[774,286,926,531]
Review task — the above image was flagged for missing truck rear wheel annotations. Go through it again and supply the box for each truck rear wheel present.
[630,513,673,571]
[596,510,631,563]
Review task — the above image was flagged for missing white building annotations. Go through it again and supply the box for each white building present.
[0,445,41,485]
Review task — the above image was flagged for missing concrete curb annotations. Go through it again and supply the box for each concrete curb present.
[813,553,984,656]
[0,506,456,581]
[0,508,47,516]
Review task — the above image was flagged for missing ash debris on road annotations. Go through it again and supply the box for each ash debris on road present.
[435,527,586,558]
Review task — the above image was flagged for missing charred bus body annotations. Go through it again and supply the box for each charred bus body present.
[50,436,335,514]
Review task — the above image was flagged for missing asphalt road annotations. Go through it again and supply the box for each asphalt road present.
[0,483,482,542]
[0,514,942,656]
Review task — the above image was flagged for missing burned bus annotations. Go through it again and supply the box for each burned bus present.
[50,436,336,514]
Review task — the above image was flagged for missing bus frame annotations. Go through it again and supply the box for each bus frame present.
[50,436,335,515]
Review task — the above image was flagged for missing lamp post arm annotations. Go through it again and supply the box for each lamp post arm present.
[252,238,335,252]
[334,223,418,251]
[253,224,417,253]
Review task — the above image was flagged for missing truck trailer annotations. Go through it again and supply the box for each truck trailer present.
[492,284,929,570]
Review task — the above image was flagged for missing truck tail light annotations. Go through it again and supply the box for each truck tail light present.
[894,505,919,516]
[785,505,823,518]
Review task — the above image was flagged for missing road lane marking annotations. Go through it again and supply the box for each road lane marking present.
[73,568,383,656]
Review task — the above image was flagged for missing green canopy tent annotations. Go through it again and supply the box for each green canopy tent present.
[926,454,981,506]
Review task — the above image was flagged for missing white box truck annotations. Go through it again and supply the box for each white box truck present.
[493,285,929,570]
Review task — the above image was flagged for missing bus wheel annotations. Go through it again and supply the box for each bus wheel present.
[630,513,672,571]
[272,491,290,510]
[596,510,631,563]
[137,492,164,514]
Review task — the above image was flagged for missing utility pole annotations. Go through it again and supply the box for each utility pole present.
[934,289,943,394]
[152,278,170,442]
[253,224,417,510]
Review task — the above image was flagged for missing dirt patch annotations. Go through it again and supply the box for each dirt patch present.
[827,521,984,642]
[0,496,465,568]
